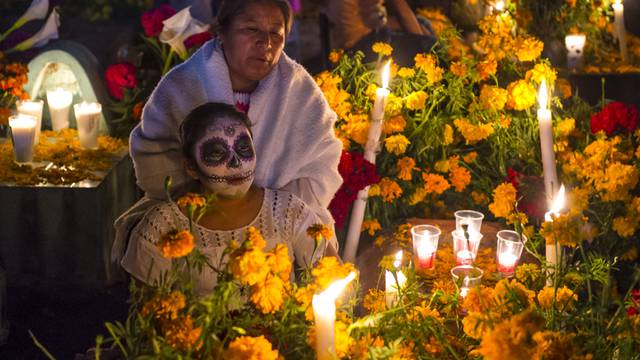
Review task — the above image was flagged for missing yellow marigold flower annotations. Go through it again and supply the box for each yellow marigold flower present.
[384,134,410,155]
[498,115,512,128]
[307,223,333,243]
[405,90,428,110]
[568,186,590,214]
[246,226,266,250]
[176,192,206,208]
[540,212,588,247]
[515,36,544,62]
[230,248,268,286]
[477,310,544,360]
[537,286,578,311]
[372,42,393,56]
[397,67,415,78]
[384,114,406,134]
[162,315,202,352]
[250,274,289,314]
[157,229,195,258]
[525,62,557,85]
[471,190,489,205]
[443,124,454,145]
[493,279,535,308]
[385,93,404,115]
[406,301,442,322]
[363,288,386,312]
[463,151,477,163]
[556,78,572,99]
[396,157,416,181]
[141,291,186,320]
[555,117,575,138]
[341,113,370,145]
[477,56,498,81]
[368,184,381,197]
[515,263,541,285]
[414,53,444,84]
[453,118,494,144]
[599,163,639,202]
[224,335,279,360]
[379,177,403,202]
[408,187,428,205]
[449,163,471,192]
[311,256,356,290]
[266,243,292,279]
[328,49,344,63]
[434,159,450,173]
[613,216,636,238]
[450,61,467,77]
[422,172,451,194]
[462,286,496,313]
[294,285,316,320]
[365,83,378,100]
[361,218,382,236]
[488,183,517,219]
[532,331,576,360]
[479,85,508,111]
[506,80,537,111]
[463,310,502,340]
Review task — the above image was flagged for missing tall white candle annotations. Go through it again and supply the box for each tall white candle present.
[73,102,101,149]
[9,114,37,163]
[385,250,407,307]
[613,0,628,62]
[46,88,72,131]
[537,79,558,207]
[343,61,392,262]
[312,272,357,360]
[16,99,43,147]
[544,185,565,286]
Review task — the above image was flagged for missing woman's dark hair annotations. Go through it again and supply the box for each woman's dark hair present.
[180,102,252,159]
[214,0,293,35]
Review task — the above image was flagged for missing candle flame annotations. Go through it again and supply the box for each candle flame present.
[393,250,403,268]
[494,0,505,11]
[381,60,391,89]
[538,79,548,110]
[318,271,357,301]
[614,0,621,5]
[545,185,566,221]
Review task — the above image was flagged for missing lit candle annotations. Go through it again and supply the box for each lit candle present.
[46,88,72,131]
[416,241,436,270]
[411,224,440,274]
[385,250,407,307]
[496,229,525,278]
[451,229,483,266]
[456,250,474,265]
[451,265,483,298]
[312,272,357,360]
[613,0,628,62]
[537,79,558,207]
[8,114,37,163]
[565,34,586,71]
[544,185,565,286]
[16,99,43,147]
[343,61,392,262]
[498,253,518,274]
[73,102,102,149]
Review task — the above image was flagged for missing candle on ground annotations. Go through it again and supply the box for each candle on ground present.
[9,114,37,163]
[385,250,407,307]
[73,102,101,149]
[16,100,43,146]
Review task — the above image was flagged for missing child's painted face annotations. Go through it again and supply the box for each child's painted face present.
[192,116,256,198]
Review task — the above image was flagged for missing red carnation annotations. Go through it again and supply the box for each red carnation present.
[506,167,546,220]
[184,31,213,49]
[627,289,640,317]
[141,4,176,38]
[104,62,137,100]
[590,101,638,136]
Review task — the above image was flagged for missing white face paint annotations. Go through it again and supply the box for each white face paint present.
[192,116,256,198]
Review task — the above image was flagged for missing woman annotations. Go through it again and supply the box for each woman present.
[113,0,342,262]
[121,102,337,295]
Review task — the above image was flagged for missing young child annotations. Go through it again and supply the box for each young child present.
[121,102,338,295]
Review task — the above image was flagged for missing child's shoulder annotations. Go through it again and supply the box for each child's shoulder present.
[265,188,310,210]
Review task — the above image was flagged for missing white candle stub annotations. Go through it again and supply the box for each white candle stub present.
[9,114,37,163]
[385,250,407,307]
[565,34,586,70]
[16,100,43,147]
[73,102,102,149]
[47,88,73,131]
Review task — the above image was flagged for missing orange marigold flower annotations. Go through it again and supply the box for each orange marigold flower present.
[311,256,356,290]
[328,49,344,63]
[488,183,517,218]
[250,274,289,314]
[379,177,403,202]
[224,335,279,360]
[384,114,407,134]
[450,61,467,77]
[414,53,444,84]
[449,163,471,192]
[230,248,268,286]
[372,42,393,56]
[515,36,544,62]
[363,288,386,312]
[422,172,451,194]
[157,229,195,258]
[307,223,333,242]
[161,315,202,352]
[246,226,266,250]
[141,291,186,320]
[506,80,537,111]
[176,192,207,208]
[396,157,416,181]
[266,243,292,279]
[477,56,497,81]
[361,218,382,236]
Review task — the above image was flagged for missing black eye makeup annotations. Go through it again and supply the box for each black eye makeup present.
[199,137,229,166]
[234,133,255,160]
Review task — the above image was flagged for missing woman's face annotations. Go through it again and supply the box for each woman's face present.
[220,2,286,89]
[190,116,256,198]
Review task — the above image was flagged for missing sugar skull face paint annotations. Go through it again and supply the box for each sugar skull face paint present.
[192,116,256,197]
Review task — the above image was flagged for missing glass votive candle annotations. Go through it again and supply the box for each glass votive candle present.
[496,230,526,278]
[16,99,43,147]
[411,225,440,273]
[9,114,37,163]
[452,229,483,265]
[454,210,484,234]
[451,265,483,298]
[73,102,102,149]
[46,88,73,131]
[565,34,586,70]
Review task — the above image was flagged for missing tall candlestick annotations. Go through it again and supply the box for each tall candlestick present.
[73,102,102,149]
[544,185,565,286]
[343,61,392,262]
[8,114,37,163]
[537,79,558,207]
[613,0,628,62]
[312,272,357,360]
[385,250,407,307]
[47,88,72,131]
[16,99,43,147]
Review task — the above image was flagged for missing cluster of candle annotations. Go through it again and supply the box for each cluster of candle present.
[9,88,103,163]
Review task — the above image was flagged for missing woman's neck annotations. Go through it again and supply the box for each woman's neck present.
[196,186,264,231]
